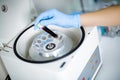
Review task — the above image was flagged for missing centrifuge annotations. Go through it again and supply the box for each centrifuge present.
[0,0,102,80]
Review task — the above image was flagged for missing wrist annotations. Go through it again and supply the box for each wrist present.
[74,14,81,28]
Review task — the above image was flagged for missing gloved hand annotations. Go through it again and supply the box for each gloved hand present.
[34,9,81,30]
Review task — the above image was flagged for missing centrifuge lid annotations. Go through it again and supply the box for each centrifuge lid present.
[13,24,85,63]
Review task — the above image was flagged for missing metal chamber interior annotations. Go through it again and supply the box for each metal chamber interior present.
[14,24,84,62]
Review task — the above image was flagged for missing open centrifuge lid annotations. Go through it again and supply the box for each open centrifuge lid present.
[13,24,85,63]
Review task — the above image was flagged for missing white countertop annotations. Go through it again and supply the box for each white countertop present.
[95,36,120,80]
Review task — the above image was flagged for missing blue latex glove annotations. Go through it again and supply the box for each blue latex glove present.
[34,9,81,30]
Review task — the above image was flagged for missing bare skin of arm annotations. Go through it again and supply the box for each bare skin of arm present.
[80,5,120,27]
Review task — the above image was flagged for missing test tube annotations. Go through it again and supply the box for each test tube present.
[37,23,58,38]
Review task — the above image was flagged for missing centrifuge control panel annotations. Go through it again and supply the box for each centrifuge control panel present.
[78,47,101,80]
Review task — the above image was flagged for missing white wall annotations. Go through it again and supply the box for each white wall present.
[33,0,82,14]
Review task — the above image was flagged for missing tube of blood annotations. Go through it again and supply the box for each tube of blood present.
[37,23,58,38]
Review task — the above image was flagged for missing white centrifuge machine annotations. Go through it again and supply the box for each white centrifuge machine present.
[0,0,102,80]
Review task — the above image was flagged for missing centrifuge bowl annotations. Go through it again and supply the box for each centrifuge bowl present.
[13,24,85,63]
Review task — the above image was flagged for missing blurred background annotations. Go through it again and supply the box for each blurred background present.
[0,0,120,80]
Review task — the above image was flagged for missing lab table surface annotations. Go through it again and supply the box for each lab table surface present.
[95,36,120,80]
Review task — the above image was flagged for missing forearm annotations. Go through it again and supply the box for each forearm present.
[81,5,120,27]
